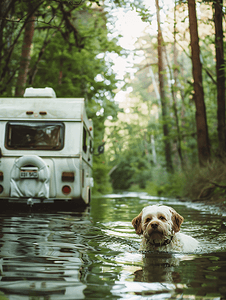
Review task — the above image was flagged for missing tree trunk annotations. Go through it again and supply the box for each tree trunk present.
[155,0,173,173]
[214,0,226,155]
[15,15,35,96]
[173,2,184,169]
[188,0,210,166]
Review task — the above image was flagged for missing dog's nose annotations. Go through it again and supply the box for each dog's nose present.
[151,222,158,229]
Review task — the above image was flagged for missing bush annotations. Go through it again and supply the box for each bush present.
[183,159,226,201]
[110,156,152,190]
[129,165,186,198]
[93,155,112,195]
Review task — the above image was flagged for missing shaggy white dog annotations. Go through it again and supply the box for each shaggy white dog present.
[132,205,199,252]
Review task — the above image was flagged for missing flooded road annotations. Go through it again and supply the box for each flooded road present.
[0,193,226,299]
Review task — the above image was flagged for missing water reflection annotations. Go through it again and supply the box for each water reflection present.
[0,211,91,299]
[0,193,226,299]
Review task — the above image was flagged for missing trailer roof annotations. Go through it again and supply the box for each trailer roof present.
[0,98,88,121]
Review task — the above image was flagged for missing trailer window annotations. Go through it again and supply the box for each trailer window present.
[5,122,64,150]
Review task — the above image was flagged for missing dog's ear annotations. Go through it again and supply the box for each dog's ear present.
[171,209,184,233]
[132,212,143,235]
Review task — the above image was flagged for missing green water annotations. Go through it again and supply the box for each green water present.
[0,193,226,299]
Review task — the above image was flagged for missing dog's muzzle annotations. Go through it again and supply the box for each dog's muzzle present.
[146,221,163,236]
[145,221,174,247]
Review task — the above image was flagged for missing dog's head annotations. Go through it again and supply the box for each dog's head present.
[132,205,184,246]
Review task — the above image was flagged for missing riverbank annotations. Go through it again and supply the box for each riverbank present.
[128,160,226,212]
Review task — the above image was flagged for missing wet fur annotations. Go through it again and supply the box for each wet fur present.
[132,205,199,252]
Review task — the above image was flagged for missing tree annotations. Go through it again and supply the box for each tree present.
[171,1,184,168]
[15,13,35,96]
[187,0,210,166]
[155,0,173,173]
[214,0,225,155]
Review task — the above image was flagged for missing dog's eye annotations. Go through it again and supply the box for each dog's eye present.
[145,217,152,223]
[159,216,166,221]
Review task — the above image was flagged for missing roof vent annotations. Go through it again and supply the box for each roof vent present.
[24,87,56,98]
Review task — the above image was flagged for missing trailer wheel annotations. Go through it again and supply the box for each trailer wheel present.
[10,155,50,199]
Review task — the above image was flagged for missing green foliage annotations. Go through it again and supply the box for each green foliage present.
[107,118,154,190]
[111,160,134,190]
[129,166,187,197]
[93,154,112,195]
[110,152,152,190]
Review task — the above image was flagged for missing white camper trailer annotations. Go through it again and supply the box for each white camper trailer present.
[0,88,94,207]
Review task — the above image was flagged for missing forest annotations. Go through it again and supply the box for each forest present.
[0,0,226,203]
